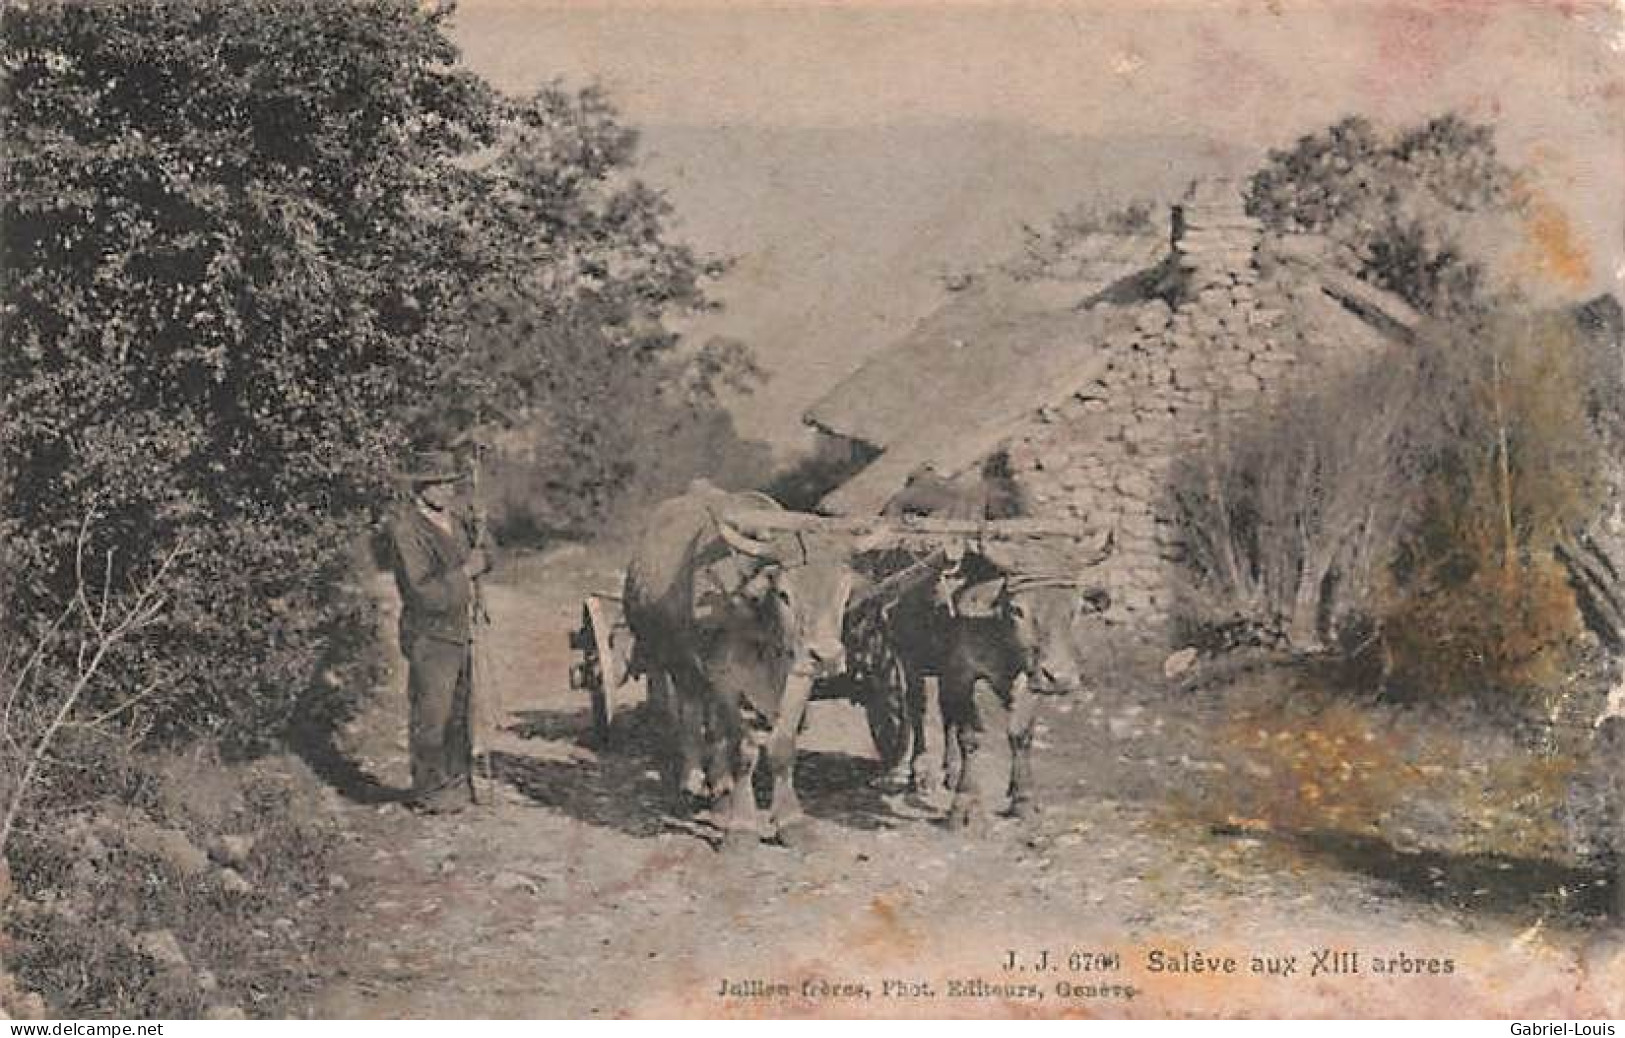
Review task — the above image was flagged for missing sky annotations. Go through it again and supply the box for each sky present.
[447,0,1625,448]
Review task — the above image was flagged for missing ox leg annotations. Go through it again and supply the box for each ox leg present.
[910,673,946,800]
[943,701,963,794]
[766,674,816,847]
[649,669,681,797]
[714,711,761,850]
[700,695,734,802]
[942,675,987,831]
[1004,673,1040,820]
[882,677,915,793]
[667,672,710,810]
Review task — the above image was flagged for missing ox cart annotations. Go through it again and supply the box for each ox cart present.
[568,508,1111,762]
[563,548,953,750]
[568,591,636,739]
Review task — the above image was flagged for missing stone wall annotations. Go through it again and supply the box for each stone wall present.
[1001,180,1385,638]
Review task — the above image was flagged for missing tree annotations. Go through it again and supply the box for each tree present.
[1,0,511,743]
[439,87,761,536]
[1247,114,1520,316]
[1381,308,1603,696]
[0,0,741,746]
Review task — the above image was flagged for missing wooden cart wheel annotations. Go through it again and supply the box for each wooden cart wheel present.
[581,595,619,743]
[863,654,912,776]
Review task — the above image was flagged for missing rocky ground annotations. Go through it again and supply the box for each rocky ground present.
[304,545,1625,1018]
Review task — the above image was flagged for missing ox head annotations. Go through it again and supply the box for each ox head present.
[959,536,1112,695]
[717,521,862,680]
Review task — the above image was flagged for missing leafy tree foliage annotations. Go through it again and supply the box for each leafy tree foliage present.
[0,1,738,746]
[1247,114,1520,315]
[429,86,732,433]
[438,86,760,535]
[1381,310,1602,697]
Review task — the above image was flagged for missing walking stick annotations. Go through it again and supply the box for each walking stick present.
[466,438,499,801]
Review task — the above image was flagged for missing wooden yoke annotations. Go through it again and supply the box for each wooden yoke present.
[718,507,1114,563]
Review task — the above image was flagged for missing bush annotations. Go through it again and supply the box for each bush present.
[484,380,776,545]
[1,1,735,749]
[1170,358,1427,653]
[1171,306,1605,705]
[0,0,503,748]
[0,4,740,1013]
[477,318,772,545]
[1379,310,1602,698]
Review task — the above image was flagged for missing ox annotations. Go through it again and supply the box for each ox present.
[623,481,866,847]
[934,551,1107,826]
[875,462,1005,797]
[878,464,1108,825]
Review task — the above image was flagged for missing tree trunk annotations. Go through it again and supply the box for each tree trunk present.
[1286,558,1331,651]
[1492,349,1516,574]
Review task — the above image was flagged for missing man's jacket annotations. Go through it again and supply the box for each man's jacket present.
[387,502,478,646]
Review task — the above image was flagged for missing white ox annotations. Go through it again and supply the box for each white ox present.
[622,482,870,847]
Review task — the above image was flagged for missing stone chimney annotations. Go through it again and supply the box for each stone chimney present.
[1171,178,1262,291]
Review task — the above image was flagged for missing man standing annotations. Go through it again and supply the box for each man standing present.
[387,450,489,814]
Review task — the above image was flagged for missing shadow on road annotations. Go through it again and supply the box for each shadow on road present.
[795,751,897,831]
[495,704,905,840]
[491,747,673,839]
[1285,829,1614,927]
[509,707,603,746]
[290,713,413,806]
[494,705,669,838]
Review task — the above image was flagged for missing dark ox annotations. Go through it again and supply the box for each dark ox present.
[873,465,994,796]
[623,483,865,847]
[934,559,1106,826]
[878,465,1106,824]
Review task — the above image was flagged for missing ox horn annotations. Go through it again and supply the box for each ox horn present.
[1078,527,1114,565]
[848,526,893,555]
[978,538,1019,572]
[717,518,777,559]
[1005,572,1077,594]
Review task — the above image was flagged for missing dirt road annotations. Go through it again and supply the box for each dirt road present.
[308,546,1625,1018]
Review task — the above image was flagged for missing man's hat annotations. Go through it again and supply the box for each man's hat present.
[395,450,467,485]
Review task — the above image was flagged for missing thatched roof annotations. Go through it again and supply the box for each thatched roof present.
[1264,234,1423,338]
[1013,232,1172,288]
[805,222,1429,518]
[808,275,1137,515]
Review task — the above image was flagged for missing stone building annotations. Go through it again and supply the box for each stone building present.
[804,179,1423,638]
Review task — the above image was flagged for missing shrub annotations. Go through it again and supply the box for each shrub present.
[1170,358,1427,653]
[0,0,503,747]
[1380,310,1602,698]
[0,3,741,1013]
[484,380,776,546]
[476,318,772,545]
[1171,305,1604,704]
